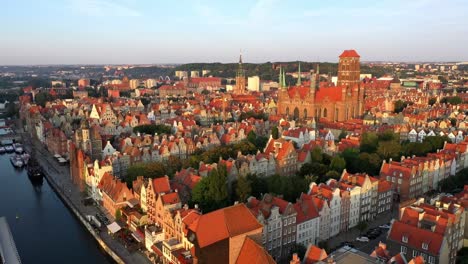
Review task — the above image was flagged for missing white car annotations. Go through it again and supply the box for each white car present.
[356,236,370,242]
[379,224,391,229]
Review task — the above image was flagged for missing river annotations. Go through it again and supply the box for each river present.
[0,153,112,264]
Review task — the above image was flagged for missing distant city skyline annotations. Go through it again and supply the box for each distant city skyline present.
[2,0,468,65]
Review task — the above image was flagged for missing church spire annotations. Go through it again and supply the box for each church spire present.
[282,67,287,88]
[279,66,283,88]
[237,51,244,78]
[296,61,302,86]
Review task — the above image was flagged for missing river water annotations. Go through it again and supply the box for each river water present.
[0,153,112,264]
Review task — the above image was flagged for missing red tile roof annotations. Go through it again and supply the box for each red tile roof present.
[339,49,360,58]
[152,176,171,194]
[235,236,276,264]
[293,198,319,224]
[161,192,180,205]
[388,221,444,255]
[304,245,328,264]
[189,204,262,248]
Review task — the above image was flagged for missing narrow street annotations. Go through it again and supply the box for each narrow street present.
[327,207,399,255]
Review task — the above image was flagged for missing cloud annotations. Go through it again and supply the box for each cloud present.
[69,0,141,17]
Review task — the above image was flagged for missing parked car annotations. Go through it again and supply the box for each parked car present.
[379,224,391,229]
[339,241,355,248]
[356,236,370,242]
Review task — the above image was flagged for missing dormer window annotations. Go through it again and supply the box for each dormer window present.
[422,242,428,250]
[402,235,408,243]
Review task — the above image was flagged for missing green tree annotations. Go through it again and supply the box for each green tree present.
[255,136,269,151]
[317,241,329,253]
[428,97,437,106]
[288,243,307,261]
[325,170,341,181]
[247,173,268,198]
[378,130,398,142]
[235,176,252,203]
[394,100,407,113]
[271,126,279,139]
[357,221,368,235]
[338,130,347,141]
[133,124,172,135]
[191,165,229,213]
[311,147,323,163]
[360,132,379,153]
[450,118,457,127]
[342,148,360,173]
[358,153,382,176]
[441,96,462,105]
[377,141,401,160]
[330,156,346,173]
[423,135,449,153]
[247,130,257,145]
[35,92,54,107]
[115,209,122,221]
[402,142,432,157]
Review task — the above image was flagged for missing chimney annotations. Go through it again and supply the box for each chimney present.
[194,204,199,209]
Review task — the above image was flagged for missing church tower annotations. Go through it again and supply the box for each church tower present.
[234,53,246,94]
[337,50,360,88]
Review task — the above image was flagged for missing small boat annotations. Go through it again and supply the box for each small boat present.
[14,143,24,154]
[27,167,44,181]
[21,153,30,165]
[10,155,24,168]
[0,146,5,154]
[5,145,14,153]
[27,155,44,183]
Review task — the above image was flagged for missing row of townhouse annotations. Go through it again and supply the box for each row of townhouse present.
[405,128,467,143]
[77,143,274,263]
[243,171,394,261]
[95,171,207,263]
[379,137,468,202]
[387,198,465,264]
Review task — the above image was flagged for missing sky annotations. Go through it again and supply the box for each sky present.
[1,0,468,65]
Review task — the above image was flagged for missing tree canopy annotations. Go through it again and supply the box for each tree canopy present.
[133,124,172,135]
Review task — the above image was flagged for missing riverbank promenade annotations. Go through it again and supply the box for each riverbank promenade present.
[22,132,150,264]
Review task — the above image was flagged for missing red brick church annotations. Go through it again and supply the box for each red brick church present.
[277,50,364,121]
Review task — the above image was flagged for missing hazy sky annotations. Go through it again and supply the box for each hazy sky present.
[2,0,467,65]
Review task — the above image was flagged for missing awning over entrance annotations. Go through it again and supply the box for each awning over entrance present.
[131,231,143,242]
[107,222,121,234]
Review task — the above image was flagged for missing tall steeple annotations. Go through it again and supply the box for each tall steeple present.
[234,51,246,94]
[279,66,283,88]
[296,62,302,86]
[237,51,244,78]
[282,67,287,89]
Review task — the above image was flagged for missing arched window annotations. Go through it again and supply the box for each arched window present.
[304,108,308,119]
[335,108,339,121]
[323,108,328,118]
[286,107,289,116]
[294,107,299,120]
